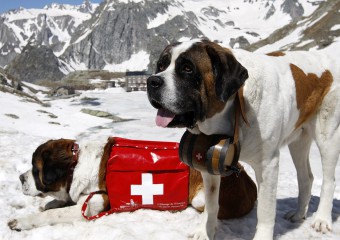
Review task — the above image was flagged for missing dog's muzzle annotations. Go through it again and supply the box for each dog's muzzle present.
[147,75,164,108]
[20,170,43,197]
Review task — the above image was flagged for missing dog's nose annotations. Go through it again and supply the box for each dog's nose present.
[147,76,164,89]
[19,174,25,184]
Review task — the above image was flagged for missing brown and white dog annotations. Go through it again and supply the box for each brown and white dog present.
[8,137,256,231]
[146,39,340,239]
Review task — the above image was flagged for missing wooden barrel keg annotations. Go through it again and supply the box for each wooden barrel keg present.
[179,130,241,176]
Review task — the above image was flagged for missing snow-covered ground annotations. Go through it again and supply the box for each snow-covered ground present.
[0,85,339,239]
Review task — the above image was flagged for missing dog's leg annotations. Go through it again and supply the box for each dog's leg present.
[8,194,108,231]
[252,151,280,240]
[285,130,313,222]
[312,149,338,233]
[8,204,82,231]
[85,193,110,217]
[312,142,339,233]
[312,91,340,233]
[191,172,220,240]
[42,199,75,211]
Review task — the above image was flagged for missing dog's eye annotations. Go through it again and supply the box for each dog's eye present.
[158,63,165,72]
[182,64,193,74]
[157,55,170,73]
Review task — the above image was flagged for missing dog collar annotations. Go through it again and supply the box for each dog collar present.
[67,142,80,193]
[72,142,80,160]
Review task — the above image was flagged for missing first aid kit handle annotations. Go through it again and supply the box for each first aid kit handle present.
[82,191,113,220]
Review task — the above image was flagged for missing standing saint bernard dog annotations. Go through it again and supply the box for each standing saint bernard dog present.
[146,38,340,239]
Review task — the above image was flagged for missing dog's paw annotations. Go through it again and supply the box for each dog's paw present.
[311,216,332,233]
[284,210,306,223]
[189,230,210,240]
[8,217,35,231]
[189,226,215,240]
[253,225,274,240]
[8,219,21,231]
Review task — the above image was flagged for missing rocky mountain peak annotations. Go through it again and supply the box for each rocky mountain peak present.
[80,0,97,13]
[6,44,65,83]
[281,0,304,20]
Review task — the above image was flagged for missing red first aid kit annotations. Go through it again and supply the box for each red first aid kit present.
[82,137,189,220]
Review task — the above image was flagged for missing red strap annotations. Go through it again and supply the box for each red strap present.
[82,191,113,220]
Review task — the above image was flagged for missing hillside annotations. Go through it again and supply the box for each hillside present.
[0,0,339,82]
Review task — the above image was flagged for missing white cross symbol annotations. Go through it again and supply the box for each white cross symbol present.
[196,153,203,161]
[131,173,164,205]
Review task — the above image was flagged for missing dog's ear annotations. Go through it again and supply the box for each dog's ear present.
[43,167,66,185]
[41,147,71,185]
[206,44,248,102]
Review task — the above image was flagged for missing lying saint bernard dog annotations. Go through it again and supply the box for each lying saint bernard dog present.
[146,38,339,239]
[8,137,256,231]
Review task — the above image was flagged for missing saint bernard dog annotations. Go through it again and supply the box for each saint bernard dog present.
[146,38,340,239]
[8,137,256,231]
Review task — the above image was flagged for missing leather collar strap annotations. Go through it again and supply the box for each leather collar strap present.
[232,87,249,144]
[224,87,249,176]
[66,142,79,193]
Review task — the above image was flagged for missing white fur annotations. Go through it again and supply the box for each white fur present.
[20,170,42,197]
[196,95,235,136]
[8,139,108,231]
[69,139,108,202]
[191,189,205,211]
[170,42,340,240]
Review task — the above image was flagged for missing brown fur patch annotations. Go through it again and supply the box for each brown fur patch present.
[98,137,116,210]
[203,71,226,119]
[36,158,44,188]
[290,64,333,128]
[186,42,226,119]
[189,164,257,219]
[266,51,286,57]
[188,168,203,207]
[191,42,238,119]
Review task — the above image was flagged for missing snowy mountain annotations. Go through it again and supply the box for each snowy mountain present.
[1,0,339,82]
[0,0,98,67]
[59,0,324,71]
[247,0,340,52]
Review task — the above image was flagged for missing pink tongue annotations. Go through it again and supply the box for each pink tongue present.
[156,109,175,127]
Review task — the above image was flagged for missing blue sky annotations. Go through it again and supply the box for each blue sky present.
[0,0,103,14]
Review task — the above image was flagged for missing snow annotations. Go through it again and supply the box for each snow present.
[147,5,181,29]
[0,82,339,239]
[299,0,321,17]
[117,0,145,4]
[331,24,340,31]
[103,50,150,72]
[67,59,88,71]
[3,4,97,23]
[178,0,296,47]
[22,81,50,92]
[255,25,304,53]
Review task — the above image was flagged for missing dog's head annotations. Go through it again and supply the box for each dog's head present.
[20,139,77,201]
[147,38,248,129]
